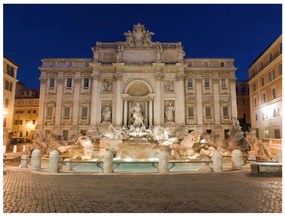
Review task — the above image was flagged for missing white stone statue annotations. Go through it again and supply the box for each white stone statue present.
[177,46,185,62]
[102,103,112,122]
[116,46,124,63]
[102,79,112,92]
[165,102,175,122]
[156,45,163,62]
[130,103,144,127]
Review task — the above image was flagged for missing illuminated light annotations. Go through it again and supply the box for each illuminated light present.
[26,122,33,128]
[200,139,206,144]
[3,109,8,116]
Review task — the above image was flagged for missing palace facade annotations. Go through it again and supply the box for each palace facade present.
[37,23,238,141]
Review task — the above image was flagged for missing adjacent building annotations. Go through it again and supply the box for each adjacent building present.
[3,57,18,147]
[37,23,238,141]
[236,80,250,131]
[12,82,39,143]
[248,35,282,139]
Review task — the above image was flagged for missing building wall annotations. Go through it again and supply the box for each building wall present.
[236,81,250,125]
[248,35,282,139]
[37,25,238,141]
[3,57,18,146]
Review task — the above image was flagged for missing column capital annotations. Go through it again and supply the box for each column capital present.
[92,71,101,80]
[154,72,163,81]
[176,73,185,81]
[114,73,123,81]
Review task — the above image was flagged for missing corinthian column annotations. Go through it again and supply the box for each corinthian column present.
[114,72,123,127]
[229,77,238,118]
[55,75,64,125]
[212,77,220,124]
[90,70,100,125]
[72,74,81,125]
[154,72,163,125]
[175,73,186,125]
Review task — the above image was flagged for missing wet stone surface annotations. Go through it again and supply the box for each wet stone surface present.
[3,170,282,213]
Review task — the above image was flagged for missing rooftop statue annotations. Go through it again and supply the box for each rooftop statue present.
[124,23,154,47]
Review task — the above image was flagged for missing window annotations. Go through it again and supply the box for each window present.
[255,114,258,121]
[63,107,70,119]
[204,62,208,67]
[66,78,72,88]
[46,107,53,119]
[268,70,275,81]
[260,77,264,86]
[188,107,194,118]
[204,78,210,88]
[274,129,281,139]
[7,65,15,77]
[254,97,257,107]
[220,62,225,67]
[256,129,259,138]
[26,131,29,137]
[253,83,256,91]
[187,78,193,89]
[5,80,9,90]
[83,78,89,89]
[279,64,282,75]
[81,107,88,119]
[262,92,266,103]
[32,120,36,125]
[4,98,9,108]
[33,110,37,114]
[243,99,246,105]
[3,117,7,127]
[63,130,69,141]
[272,88,276,99]
[9,83,13,91]
[260,61,264,69]
[221,78,226,88]
[28,110,31,114]
[269,53,273,62]
[223,107,229,117]
[49,78,55,88]
[264,128,269,138]
[81,130,87,135]
[205,107,211,118]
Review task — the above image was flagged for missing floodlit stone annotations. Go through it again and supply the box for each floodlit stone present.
[231,149,243,170]
[49,150,60,173]
[103,150,113,173]
[31,149,41,171]
[159,149,169,173]
[20,155,29,168]
[212,150,223,172]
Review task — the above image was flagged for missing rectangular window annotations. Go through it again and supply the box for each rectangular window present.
[46,107,53,118]
[274,129,281,139]
[204,62,208,67]
[28,110,31,114]
[7,65,15,77]
[260,61,264,69]
[220,62,225,67]
[221,78,226,88]
[272,88,276,99]
[269,53,273,62]
[264,128,269,138]
[205,107,211,118]
[3,117,7,127]
[9,82,13,91]
[254,97,257,107]
[262,92,266,103]
[83,78,89,89]
[32,120,36,125]
[33,110,37,114]
[279,64,282,75]
[255,114,258,121]
[243,99,246,105]
[256,129,259,138]
[63,130,69,141]
[187,78,193,89]
[204,78,210,88]
[5,80,9,90]
[253,83,256,91]
[5,98,9,108]
[260,77,264,86]
[64,107,70,119]
[268,70,275,81]
[188,107,194,117]
[223,107,229,117]
[81,107,88,118]
[49,78,55,88]
[66,78,72,88]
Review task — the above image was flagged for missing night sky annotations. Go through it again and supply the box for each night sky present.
[4,4,282,89]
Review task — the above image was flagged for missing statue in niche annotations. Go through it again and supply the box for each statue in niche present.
[129,103,144,128]
[165,102,175,122]
[116,46,124,63]
[156,45,163,62]
[102,103,112,122]
[164,80,174,92]
[102,79,112,92]
[177,45,185,62]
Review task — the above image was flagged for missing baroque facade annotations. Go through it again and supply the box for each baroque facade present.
[248,35,282,139]
[38,23,238,141]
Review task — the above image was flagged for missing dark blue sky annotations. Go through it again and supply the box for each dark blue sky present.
[4,4,282,89]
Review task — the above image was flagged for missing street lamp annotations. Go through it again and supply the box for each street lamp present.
[25,121,34,143]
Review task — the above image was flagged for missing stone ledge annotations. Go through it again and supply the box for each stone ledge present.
[250,162,282,174]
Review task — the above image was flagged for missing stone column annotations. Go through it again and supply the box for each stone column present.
[212,150,223,172]
[212,78,220,124]
[49,150,60,173]
[196,76,203,125]
[229,77,238,118]
[175,73,186,124]
[114,73,123,127]
[123,100,128,126]
[149,100,153,127]
[103,150,113,173]
[37,77,47,127]
[55,75,64,125]
[159,147,169,173]
[90,71,100,125]
[31,149,41,171]
[231,149,243,170]
[72,74,81,125]
[20,155,29,168]
[154,73,163,125]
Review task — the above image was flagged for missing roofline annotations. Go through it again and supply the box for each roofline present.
[4,56,20,67]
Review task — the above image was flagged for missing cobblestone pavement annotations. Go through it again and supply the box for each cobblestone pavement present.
[3,170,282,213]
